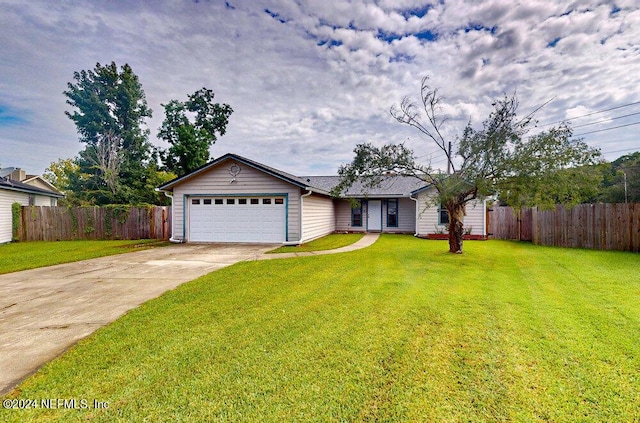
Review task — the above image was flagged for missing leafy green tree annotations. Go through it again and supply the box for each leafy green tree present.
[334,77,602,253]
[597,151,640,203]
[64,62,154,204]
[159,88,233,176]
[43,158,87,206]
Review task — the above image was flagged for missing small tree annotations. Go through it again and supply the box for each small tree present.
[334,77,602,253]
[159,88,233,176]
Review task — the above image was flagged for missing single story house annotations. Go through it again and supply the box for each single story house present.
[157,153,487,244]
[0,168,64,243]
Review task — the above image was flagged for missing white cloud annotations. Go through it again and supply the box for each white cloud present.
[0,0,638,176]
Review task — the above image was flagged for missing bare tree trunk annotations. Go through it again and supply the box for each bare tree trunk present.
[88,130,122,195]
[447,202,466,254]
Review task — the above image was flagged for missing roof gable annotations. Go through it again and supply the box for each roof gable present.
[157,153,429,197]
[0,178,64,197]
[158,153,318,192]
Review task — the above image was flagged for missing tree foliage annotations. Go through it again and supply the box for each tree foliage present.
[63,62,165,205]
[158,88,233,176]
[596,151,640,203]
[334,76,602,253]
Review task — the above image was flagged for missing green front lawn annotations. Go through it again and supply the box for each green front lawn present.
[2,236,638,422]
[0,240,166,274]
[268,233,365,253]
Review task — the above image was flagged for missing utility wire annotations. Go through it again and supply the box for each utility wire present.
[537,100,640,127]
[574,121,640,137]
[572,111,640,129]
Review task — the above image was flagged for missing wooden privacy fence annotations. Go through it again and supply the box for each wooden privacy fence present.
[15,206,171,241]
[489,203,640,252]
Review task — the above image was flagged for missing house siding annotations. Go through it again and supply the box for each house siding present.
[336,198,416,233]
[336,199,366,232]
[415,188,486,236]
[170,159,302,242]
[301,193,335,243]
[0,190,28,243]
[382,198,416,233]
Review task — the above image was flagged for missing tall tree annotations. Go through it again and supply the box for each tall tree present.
[159,88,233,176]
[333,77,602,253]
[64,62,154,204]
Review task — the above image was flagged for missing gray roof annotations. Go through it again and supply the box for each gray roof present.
[158,153,429,198]
[0,177,64,198]
[303,175,427,198]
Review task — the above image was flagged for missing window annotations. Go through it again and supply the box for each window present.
[274,198,284,205]
[29,194,36,206]
[438,204,449,225]
[191,199,200,205]
[263,198,272,204]
[203,199,212,205]
[227,199,235,205]
[250,198,259,205]
[239,198,247,205]
[50,197,57,206]
[351,203,362,227]
[215,199,223,205]
[387,199,398,227]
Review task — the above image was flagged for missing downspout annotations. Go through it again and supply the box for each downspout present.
[482,198,487,238]
[410,193,419,237]
[161,190,183,243]
[282,188,312,246]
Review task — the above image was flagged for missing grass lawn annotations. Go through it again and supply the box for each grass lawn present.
[268,233,365,253]
[2,236,638,422]
[0,239,167,274]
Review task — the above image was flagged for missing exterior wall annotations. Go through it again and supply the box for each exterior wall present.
[415,188,486,236]
[336,199,364,232]
[463,199,486,236]
[0,189,28,243]
[336,198,416,233]
[382,198,416,233]
[34,195,55,206]
[170,159,302,242]
[24,178,54,192]
[301,193,335,243]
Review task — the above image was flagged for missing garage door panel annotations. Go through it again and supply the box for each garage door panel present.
[189,196,286,243]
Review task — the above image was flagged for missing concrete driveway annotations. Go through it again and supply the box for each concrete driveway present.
[0,243,275,395]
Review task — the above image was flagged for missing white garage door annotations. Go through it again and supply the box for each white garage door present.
[189,196,286,243]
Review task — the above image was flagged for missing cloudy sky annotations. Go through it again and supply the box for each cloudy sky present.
[1,0,639,176]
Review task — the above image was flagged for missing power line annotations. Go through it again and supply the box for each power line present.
[537,100,640,127]
[574,121,640,137]
[572,111,640,129]
[599,147,640,155]
[566,101,640,121]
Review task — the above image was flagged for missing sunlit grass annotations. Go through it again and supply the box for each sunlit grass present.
[268,233,364,253]
[2,236,638,422]
[0,240,167,274]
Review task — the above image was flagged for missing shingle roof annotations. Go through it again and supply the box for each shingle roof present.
[0,178,64,197]
[158,153,430,197]
[302,175,427,197]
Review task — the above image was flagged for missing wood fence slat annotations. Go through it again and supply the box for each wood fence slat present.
[18,206,171,242]
[489,203,640,252]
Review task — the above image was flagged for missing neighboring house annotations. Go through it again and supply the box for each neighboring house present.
[157,153,487,244]
[0,168,64,243]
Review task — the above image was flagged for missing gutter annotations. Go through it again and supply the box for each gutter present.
[482,198,487,237]
[283,188,313,246]
[409,193,419,237]
[159,190,183,243]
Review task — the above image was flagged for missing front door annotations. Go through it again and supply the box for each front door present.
[367,200,382,231]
